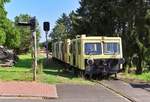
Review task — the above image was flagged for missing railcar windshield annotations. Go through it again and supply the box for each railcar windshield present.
[84,43,102,55]
[103,43,120,54]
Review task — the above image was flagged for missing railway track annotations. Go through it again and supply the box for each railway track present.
[92,80,137,102]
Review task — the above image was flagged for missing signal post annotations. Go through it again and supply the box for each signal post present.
[18,17,37,81]
[43,22,50,61]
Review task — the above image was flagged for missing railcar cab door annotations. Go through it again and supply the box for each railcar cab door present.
[69,41,75,66]
[72,41,76,66]
[69,40,80,68]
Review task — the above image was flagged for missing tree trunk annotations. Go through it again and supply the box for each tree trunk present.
[136,55,143,74]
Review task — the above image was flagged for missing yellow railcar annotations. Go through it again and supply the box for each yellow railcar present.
[52,35,124,78]
[52,39,70,63]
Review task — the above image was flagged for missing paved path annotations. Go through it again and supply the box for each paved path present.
[0,82,57,98]
[0,84,130,102]
[52,84,130,102]
[101,80,150,102]
[0,80,149,102]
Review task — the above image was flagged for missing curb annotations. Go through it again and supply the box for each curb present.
[0,95,58,99]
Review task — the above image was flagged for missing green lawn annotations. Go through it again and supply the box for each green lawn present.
[1,54,150,84]
[0,54,93,85]
[0,54,32,81]
[125,72,150,82]
[119,71,150,83]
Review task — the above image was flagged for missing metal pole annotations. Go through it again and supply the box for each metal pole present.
[31,31,34,81]
[32,31,37,81]
[46,32,48,59]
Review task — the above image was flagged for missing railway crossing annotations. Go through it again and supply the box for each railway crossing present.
[0,79,149,102]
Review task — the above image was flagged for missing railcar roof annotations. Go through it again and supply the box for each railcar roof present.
[76,35,121,40]
[52,35,121,43]
[81,37,121,39]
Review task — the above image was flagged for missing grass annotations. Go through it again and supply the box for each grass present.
[126,72,150,82]
[0,54,32,81]
[0,53,93,85]
[37,56,93,84]
[1,53,150,84]
[38,69,93,84]
[119,71,150,82]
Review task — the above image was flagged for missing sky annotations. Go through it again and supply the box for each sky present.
[5,0,80,42]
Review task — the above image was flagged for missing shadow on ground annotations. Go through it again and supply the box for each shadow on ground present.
[42,58,76,79]
[14,58,32,69]
[130,83,150,92]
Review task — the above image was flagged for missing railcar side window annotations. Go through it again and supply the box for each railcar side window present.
[61,43,63,53]
[103,43,120,54]
[56,43,59,57]
[70,43,73,53]
[84,43,102,55]
[78,41,81,54]
[73,42,76,54]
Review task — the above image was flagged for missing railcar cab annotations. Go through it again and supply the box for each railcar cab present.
[69,35,124,77]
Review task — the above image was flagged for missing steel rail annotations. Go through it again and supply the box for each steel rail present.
[92,80,137,102]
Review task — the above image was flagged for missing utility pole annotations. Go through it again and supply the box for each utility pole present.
[32,31,37,81]
[43,22,50,61]
[30,17,37,81]
[18,16,37,81]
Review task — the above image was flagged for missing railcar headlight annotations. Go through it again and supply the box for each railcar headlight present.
[87,58,94,65]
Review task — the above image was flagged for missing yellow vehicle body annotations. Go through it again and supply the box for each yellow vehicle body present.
[63,39,70,64]
[52,39,70,64]
[68,35,123,70]
[52,35,123,73]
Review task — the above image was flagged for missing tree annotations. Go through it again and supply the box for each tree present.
[0,0,9,45]
[73,0,150,74]
[0,0,20,48]
[0,0,10,18]
[51,0,150,74]
[14,14,40,53]
[0,28,6,45]
[51,13,74,41]
[4,19,20,48]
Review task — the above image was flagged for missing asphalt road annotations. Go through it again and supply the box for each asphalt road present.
[0,84,130,102]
